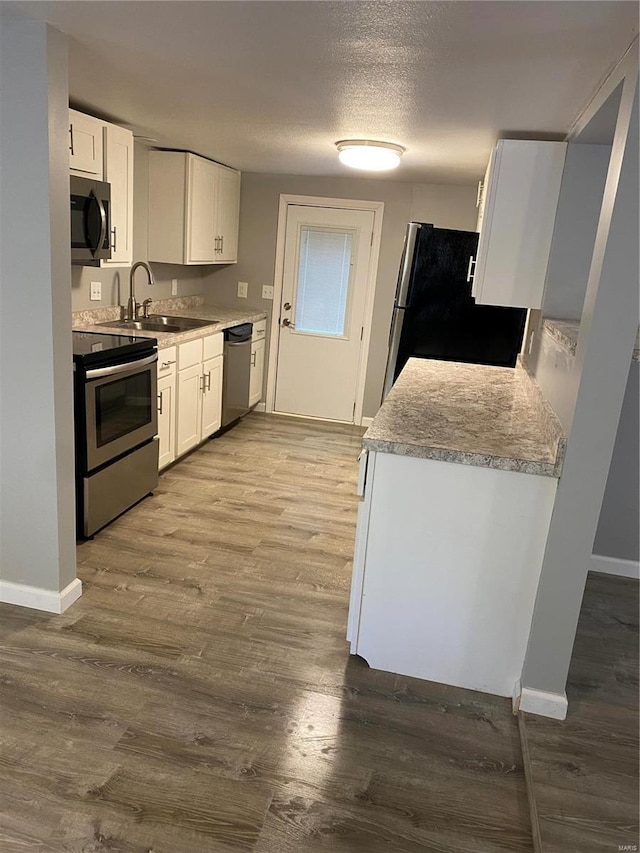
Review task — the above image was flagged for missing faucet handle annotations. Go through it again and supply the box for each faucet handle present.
[141,298,153,319]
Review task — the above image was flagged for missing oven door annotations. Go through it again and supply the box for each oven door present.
[83,353,158,472]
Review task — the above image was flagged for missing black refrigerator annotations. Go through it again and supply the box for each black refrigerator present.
[383,222,527,398]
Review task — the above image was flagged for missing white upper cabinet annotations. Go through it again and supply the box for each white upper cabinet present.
[102,123,134,267]
[148,151,241,265]
[187,155,217,263]
[69,109,103,177]
[471,139,567,309]
[214,165,241,263]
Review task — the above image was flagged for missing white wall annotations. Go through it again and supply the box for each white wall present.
[521,55,639,705]
[593,361,639,562]
[203,172,477,417]
[542,144,611,321]
[0,13,77,595]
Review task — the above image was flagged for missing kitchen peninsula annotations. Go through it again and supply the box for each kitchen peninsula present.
[347,358,566,699]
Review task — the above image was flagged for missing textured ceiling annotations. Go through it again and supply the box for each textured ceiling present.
[7,1,639,183]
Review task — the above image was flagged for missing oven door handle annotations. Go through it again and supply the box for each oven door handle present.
[85,352,157,380]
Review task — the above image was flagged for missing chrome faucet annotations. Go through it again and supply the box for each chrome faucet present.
[127,261,155,320]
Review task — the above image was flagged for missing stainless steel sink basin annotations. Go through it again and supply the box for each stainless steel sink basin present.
[98,315,219,334]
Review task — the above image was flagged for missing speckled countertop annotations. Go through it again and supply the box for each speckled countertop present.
[364,358,565,477]
[72,296,267,349]
[544,317,640,362]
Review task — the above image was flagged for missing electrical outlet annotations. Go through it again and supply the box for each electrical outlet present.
[262,285,274,300]
[171,278,178,296]
[90,281,102,301]
[237,281,248,298]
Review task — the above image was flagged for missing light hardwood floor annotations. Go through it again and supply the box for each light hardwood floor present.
[1,413,533,852]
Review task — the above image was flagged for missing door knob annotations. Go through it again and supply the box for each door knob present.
[283,302,291,310]
[282,318,294,327]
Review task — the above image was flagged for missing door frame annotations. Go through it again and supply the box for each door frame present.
[265,194,384,425]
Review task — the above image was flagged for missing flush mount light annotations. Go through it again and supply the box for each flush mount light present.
[336,140,405,171]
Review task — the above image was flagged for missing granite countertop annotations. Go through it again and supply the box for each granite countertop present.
[72,297,267,349]
[364,358,565,477]
[544,317,640,362]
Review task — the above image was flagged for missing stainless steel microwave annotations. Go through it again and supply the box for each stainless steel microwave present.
[70,175,112,265]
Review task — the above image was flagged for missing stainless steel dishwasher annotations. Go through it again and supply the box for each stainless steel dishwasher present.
[221,323,253,428]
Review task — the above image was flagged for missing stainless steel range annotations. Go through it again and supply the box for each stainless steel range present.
[72,331,159,538]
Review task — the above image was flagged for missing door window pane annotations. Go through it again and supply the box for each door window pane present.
[295,228,353,336]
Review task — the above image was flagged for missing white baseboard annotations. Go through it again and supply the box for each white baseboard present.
[360,416,374,427]
[0,577,82,614]
[518,686,568,720]
[591,553,639,580]
[253,402,266,413]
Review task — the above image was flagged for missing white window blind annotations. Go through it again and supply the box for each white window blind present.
[295,227,353,336]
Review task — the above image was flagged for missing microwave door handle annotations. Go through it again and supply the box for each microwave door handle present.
[89,189,108,257]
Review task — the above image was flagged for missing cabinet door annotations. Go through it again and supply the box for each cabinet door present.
[473,139,566,309]
[157,373,176,470]
[186,155,217,264]
[214,166,241,263]
[176,363,203,456]
[102,124,134,267]
[69,110,103,177]
[201,355,223,439]
[249,338,265,407]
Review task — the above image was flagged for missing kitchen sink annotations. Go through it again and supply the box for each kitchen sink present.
[98,315,219,333]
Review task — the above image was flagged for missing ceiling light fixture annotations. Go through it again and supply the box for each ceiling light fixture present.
[336,140,405,171]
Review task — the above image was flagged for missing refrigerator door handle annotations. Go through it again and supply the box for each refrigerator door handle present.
[382,306,406,401]
[395,222,420,308]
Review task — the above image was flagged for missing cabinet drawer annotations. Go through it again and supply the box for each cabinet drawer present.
[157,346,177,376]
[178,338,203,370]
[203,332,223,360]
[252,320,266,341]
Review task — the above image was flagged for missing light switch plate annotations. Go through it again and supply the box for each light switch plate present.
[237,281,248,298]
[171,278,178,296]
[262,285,274,300]
[90,281,101,301]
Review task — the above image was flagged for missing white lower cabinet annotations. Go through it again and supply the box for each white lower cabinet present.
[157,374,176,469]
[249,319,266,407]
[176,363,204,456]
[174,333,224,460]
[157,347,177,470]
[201,356,223,437]
[347,449,558,698]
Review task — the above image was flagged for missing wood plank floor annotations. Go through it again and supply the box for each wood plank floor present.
[522,572,639,853]
[1,413,535,852]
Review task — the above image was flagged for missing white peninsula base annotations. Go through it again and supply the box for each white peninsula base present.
[347,450,558,698]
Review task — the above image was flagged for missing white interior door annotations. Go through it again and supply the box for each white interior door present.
[274,205,375,422]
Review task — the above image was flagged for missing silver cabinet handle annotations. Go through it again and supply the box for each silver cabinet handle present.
[160,359,176,369]
[251,351,256,366]
[466,255,476,283]
[206,371,211,391]
[111,226,117,252]
[157,391,164,414]
[69,123,74,155]
[476,180,483,208]
[220,235,224,253]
